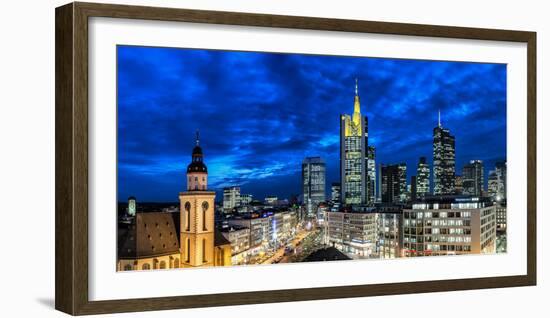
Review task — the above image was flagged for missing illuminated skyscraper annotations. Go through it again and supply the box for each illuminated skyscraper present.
[488,161,507,201]
[127,196,136,216]
[381,163,407,204]
[462,160,484,197]
[367,146,377,205]
[302,156,326,216]
[455,175,464,194]
[340,79,369,205]
[331,182,341,204]
[433,110,456,195]
[416,157,430,199]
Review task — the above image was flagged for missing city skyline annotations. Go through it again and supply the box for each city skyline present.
[117,45,506,202]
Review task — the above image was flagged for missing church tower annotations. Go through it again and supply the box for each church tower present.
[180,131,216,267]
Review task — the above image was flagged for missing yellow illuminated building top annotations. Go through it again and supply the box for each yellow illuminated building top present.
[343,78,362,137]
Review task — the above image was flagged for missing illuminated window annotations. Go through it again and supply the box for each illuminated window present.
[184,202,191,231]
[202,201,209,231]
[186,238,190,263]
[202,239,207,263]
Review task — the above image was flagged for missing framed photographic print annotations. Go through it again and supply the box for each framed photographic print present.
[55,2,536,315]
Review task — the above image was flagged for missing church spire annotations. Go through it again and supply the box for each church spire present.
[195,129,200,146]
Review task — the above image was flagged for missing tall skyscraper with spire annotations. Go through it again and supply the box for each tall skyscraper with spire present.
[433,110,456,195]
[340,78,369,205]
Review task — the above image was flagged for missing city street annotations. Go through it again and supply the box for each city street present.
[260,228,320,265]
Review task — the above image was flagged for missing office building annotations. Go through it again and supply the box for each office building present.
[381,163,407,204]
[495,201,507,234]
[331,182,341,204]
[455,175,463,194]
[220,225,251,265]
[403,196,497,256]
[462,160,484,197]
[416,157,430,199]
[488,161,507,201]
[240,194,253,206]
[367,146,377,205]
[127,196,136,216]
[324,210,377,257]
[340,79,369,205]
[377,207,404,259]
[302,156,326,217]
[433,110,456,195]
[411,176,417,202]
[223,186,241,211]
[264,196,278,205]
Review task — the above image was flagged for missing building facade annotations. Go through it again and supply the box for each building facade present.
[340,79,369,205]
[403,197,497,257]
[416,157,430,200]
[377,209,403,259]
[462,160,484,197]
[367,145,377,205]
[127,196,137,216]
[240,194,253,206]
[220,225,251,265]
[381,163,407,204]
[302,156,326,217]
[433,112,456,195]
[223,186,241,211]
[331,182,341,205]
[455,175,463,194]
[488,161,507,201]
[324,210,377,257]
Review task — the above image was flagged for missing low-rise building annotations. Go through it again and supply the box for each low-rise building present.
[220,225,251,265]
[324,210,377,257]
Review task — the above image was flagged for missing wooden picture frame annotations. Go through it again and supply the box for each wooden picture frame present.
[55,2,536,315]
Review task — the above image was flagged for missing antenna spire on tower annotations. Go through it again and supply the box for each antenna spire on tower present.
[438,109,441,128]
[355,78,358,96]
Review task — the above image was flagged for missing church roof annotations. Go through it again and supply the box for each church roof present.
[214,228,231,246]
[187,131,207,173]
[118,212,180,259]
[187,160,207,173]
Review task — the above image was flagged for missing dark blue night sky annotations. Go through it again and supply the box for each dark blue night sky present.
[117,45,506,202]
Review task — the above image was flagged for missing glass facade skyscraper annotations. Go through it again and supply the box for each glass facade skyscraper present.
[340,79,368,205]
[381,163,407,204]
[462,160,484,197]
[416,156,430,199]
[302,156,326,217]
[488,161,507,201]
[367,146,376,205]
[433,111,456,195]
